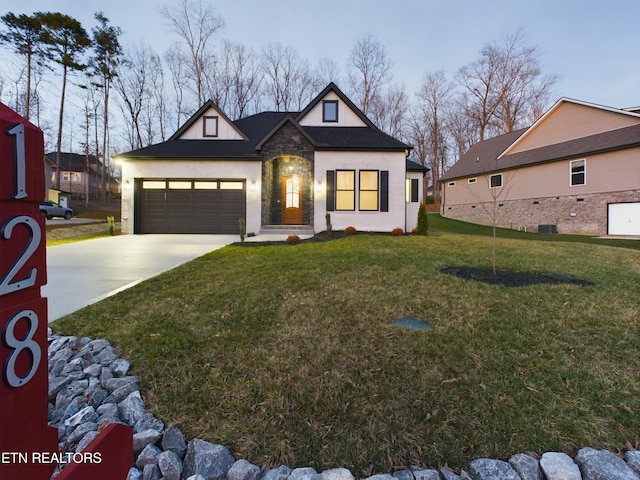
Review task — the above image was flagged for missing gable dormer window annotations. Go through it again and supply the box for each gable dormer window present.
[203,116,218,137]
[323,100,338,122]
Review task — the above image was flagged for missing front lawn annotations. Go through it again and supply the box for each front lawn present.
[52,231,640,474]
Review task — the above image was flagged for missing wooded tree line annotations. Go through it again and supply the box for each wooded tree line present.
[0,0,556,203]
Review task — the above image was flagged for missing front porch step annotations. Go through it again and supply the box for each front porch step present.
[260,225,315,235]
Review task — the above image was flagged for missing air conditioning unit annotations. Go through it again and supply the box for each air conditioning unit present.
[538,224,557,235]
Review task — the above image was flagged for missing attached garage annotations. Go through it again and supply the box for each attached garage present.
[135,179,246,234]
[608,202,640,236]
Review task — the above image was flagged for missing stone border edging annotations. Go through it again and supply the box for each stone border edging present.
[47,331,640,480]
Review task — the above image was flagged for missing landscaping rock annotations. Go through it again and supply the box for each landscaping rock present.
[574,447,639,480]
[508,453,543,480]
[261,465,292,480]
[409,467,441,480]
[228,459,262,480]
[321,468,356,480]
[468,459,519,480]
[134,412,165,434]
[136,443,162,470]
[162,425,187,458]
[439,468,461,480]
[158,449,183,480]
[133,429,163,454]
[182,439,235,480]
[540,452,581,480]
[392,470,415,480]
[624,450,640,476]
[118,390,145,424]
[142,463,161,480]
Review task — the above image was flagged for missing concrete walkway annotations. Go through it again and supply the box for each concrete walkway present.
[43,232,313,322]
[44,234,236,322]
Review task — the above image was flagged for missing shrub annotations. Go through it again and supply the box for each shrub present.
[325,212,332,234]
[391,227,404,236]
[106,216,116,236]
[415,202,429,235]
[286,234,301,245]
[239,217,246,243]
[344,226,357,234]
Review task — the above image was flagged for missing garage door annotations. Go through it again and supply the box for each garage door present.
[137,179,245,234]
[608,202,640,236]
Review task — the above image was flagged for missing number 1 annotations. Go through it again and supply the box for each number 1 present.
[5,123,27,199]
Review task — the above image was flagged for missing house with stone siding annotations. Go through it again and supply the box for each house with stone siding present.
[117,83,427,235]
[439,98,640,236]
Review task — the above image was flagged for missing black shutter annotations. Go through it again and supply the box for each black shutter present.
[411,178,419,203]
[326,170,335,211]
[380,170,389,212]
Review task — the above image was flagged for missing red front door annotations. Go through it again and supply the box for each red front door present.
[282,174,302,224]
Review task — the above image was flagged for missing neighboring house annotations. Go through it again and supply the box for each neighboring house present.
[440,98,640,236]
[117,83,428,235]
[45,152,102,201]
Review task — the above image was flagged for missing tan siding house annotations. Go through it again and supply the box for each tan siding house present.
[440,98,640,235]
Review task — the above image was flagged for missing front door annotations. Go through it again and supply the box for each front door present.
[282,174,302,224]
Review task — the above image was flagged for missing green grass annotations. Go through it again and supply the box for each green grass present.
[429,213,640,250]
[52,227,640,474]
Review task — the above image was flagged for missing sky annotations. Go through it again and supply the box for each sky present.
[4,0,640,110]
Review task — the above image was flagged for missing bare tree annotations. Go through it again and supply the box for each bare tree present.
[149,51,169,140]
[313,56,341,91]
[223,42,262,119]
[347,33,392,115]
[368,83,409,140]
[165,45,190,129]
[159,0,224,106]
[116,45,154,149]
[261,43,310,112]
[413,70,453,202]
[457,29,555,141]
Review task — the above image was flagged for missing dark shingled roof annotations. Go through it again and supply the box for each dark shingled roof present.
[118,86,411,159]
[406,159,430,172]
[440,123,640,181]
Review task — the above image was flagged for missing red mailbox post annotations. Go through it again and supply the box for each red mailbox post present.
[0,103,132,479]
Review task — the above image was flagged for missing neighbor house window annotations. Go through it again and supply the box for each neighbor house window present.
[335,170,355,210]
[468,178,477,184]
[323,100,338,122]
[359,170,379,211]
[490,174,503,188]
[570,159,586,186]
[448,181,456,187]
[203,116,218,137]
[62,172,81,182]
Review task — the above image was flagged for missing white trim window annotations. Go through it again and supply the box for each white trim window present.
[570,159,586,186]
[490,174,503,189]
[468,178,477,184]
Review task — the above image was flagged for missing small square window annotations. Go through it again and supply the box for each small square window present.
[490,174,503,188]
[448,181,456,187]
[203,116,218,137]
[323,100,338,122]
[468,178,477,184]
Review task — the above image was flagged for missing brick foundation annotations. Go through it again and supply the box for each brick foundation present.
[442,190,640,235]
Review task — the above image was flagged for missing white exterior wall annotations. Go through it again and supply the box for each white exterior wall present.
[313,151,407,233]
[179,107,245,140]
[298,92,368,127]
[120,159,262,234]
[405,171,424,232]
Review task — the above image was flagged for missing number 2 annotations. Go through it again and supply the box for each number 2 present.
[5,123,27,200]
[0,216,41,296]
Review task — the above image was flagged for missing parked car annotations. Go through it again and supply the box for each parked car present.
[40,201,73,219]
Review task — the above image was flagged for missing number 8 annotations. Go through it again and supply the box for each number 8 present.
[3,309,40,387]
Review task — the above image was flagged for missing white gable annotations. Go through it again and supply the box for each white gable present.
[298,91,368,127]
[178,107,246,140]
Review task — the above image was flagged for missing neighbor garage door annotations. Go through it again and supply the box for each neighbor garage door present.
[608,202,640,236]
[137,179,245,234]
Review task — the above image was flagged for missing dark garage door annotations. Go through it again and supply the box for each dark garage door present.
[137,179,245,234]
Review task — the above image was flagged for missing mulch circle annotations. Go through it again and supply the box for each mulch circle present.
[440,266,595,287]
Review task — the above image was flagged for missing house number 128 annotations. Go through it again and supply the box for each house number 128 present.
[1,121,41,389]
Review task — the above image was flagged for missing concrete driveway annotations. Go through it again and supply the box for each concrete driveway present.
[44,235,236,322]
